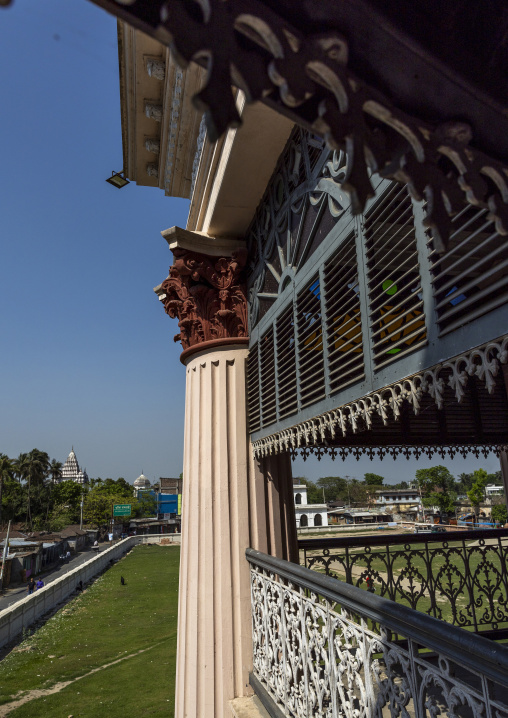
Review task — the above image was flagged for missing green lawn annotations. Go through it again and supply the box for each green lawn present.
[0,544,180,718]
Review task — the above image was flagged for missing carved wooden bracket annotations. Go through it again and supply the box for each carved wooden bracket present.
[159,247,248,354]
[89,0,508,254]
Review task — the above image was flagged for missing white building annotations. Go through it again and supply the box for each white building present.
[375,489,422,513]
[485,484,504,498]
[133,472,151,497]
[61,448,88,485]
[293,482,328,529]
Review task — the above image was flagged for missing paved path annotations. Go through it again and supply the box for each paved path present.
[0,548,107,612]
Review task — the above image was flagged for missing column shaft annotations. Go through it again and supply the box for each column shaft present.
[175,346,252,718]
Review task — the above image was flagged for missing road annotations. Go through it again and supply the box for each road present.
[0,548,103,612]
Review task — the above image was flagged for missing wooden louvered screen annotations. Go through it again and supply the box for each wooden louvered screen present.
[323,234,365,392]
[296,276,325,408]
[260,327,276,426]
[247,342,261,433]
[276,306,298,419]
[364,184,426,367]
[429,205,508,335]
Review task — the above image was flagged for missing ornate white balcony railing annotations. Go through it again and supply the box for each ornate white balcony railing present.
[247,549,508,718]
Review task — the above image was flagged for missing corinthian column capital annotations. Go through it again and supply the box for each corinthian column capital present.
[156,227,249,362]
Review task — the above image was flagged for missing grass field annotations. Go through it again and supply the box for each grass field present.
[0,544,180,718]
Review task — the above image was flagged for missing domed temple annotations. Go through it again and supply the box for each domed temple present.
[133,472,151,495]
[61,448,89,485]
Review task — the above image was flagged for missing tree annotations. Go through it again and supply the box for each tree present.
[0,454,14,526]
[316,476,348,503]
[349,480,368,507]
[491,503,508,525]
[50,480,84,528]
[467,468,489,522]
[364,472,384,486]
[83,478,140,536]
[49,459,63,484]
[14,449,51,529]
[295,478,322,504]
[415,465,457,518]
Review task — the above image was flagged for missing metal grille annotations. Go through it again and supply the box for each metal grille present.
[247,342,260,433]
[364,183,426,367]
[323,234,364,393]
[296,277,325,407]
[306,133,326,174]
[276,306,298,419]
[259,327,276,426]
[429,204,508,335]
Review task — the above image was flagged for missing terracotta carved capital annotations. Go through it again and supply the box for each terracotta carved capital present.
[159,246,248,356]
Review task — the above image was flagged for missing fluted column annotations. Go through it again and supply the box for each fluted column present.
[156,227,297,717]
[176,345,252,717]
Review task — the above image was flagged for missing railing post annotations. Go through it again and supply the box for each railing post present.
[424,540,438,619]
[461,537,478,633]
[345,545,351,583]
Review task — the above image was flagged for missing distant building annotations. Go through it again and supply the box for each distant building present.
[61,448,88,485]
[375,489,422,514]
[133,474,182,529]
[160,477,183,495]
[293,481,328,529]
[133,472,151,496]
[485,484,504,498]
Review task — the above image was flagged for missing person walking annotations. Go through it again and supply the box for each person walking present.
[27,577,36,595]
[36,578,44,590]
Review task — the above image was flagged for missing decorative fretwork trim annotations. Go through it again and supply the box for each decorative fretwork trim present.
[156,0,508,252]
[290,443,507,462]
[251,334,508,459]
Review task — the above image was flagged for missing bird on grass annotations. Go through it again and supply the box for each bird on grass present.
[121,576,126,585]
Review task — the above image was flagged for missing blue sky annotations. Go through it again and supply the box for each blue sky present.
[0,0,187,482]
[0,0,500,485]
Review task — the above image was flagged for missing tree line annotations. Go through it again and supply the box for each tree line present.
[0,449,155,533]
[298,465,506,522]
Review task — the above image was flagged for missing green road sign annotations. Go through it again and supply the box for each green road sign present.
[113,504,131,517]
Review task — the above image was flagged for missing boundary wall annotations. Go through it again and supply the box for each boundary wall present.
[0,534,179,650]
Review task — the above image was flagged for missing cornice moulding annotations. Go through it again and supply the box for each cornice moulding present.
[161,225,245,257]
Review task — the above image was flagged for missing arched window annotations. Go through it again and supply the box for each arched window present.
[300,514,308,527]
[295,493,302,505]
[314,514,323,527]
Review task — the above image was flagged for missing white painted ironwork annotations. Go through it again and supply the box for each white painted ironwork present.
[252,333,508,458]
[247,549,508,718]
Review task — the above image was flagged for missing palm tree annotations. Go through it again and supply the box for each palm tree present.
[14,450,50,529]
[0,454,14,527]
[49,459,63,485]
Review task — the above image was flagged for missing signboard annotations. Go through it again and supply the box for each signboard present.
[113,504,131,517]
[178,494,182,515]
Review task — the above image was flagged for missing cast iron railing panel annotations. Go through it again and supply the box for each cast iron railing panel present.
[247,548,508,718]
[299,528,508,634]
